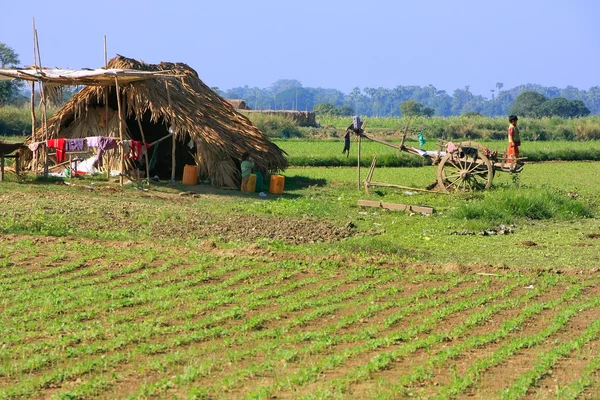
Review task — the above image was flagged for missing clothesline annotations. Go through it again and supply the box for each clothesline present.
[29,136,151,164]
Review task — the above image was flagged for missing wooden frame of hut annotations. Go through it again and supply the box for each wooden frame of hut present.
[4,55,287,187]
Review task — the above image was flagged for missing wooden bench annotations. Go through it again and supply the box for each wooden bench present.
[0,141,25,181]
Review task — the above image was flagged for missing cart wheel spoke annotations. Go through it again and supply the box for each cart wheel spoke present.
[448,159,461,171]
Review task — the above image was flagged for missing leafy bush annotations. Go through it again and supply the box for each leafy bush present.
[245,113,302,138]
[0,105,58,136]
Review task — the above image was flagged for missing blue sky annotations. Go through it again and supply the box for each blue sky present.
[2,0,599,97]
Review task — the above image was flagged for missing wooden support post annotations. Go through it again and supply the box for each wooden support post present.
[31,19,37,173]
[33,27,49,177]
[114,76,125,186]
[165,80,176,181]
[364,156,377,195]
[104,35,108,68]
[357,133,361,191]
[104,37,110,180]
[365,181,442,194]
[1,154,4,182]
[136,108,151,184]
[30,81,37,173]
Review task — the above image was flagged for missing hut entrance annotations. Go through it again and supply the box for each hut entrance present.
[125,112,196,180]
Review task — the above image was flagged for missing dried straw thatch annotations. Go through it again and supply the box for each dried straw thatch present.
[29,55,287,187]
[227,99,250,110]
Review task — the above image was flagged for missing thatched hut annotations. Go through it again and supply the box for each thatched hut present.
[227,99,250,110]
[30,55,287,187]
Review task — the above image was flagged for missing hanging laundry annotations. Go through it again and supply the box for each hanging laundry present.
[46,139,66,162]
[130,140,145,161]
[342,130,351,157]
[86,136,118,167]
[121,140,132,156]
[28,142,44,161]
[65,138,85,152]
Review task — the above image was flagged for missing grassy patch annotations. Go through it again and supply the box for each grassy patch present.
[451,188,593,224]
[274,138,600,166]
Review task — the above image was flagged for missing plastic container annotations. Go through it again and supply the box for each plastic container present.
[269,174,285,194]
[254,171,264,193]
[182,165,198,185]
[246,174,256,192]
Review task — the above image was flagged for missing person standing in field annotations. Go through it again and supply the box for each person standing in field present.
[507,114,521,161]
[240,152,254,192]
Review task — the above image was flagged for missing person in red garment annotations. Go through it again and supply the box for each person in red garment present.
[507,114,521,161]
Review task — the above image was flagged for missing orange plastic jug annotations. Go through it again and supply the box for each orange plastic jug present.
[269,174,285,194]
[246,174,256,192]
[182,165,198,185]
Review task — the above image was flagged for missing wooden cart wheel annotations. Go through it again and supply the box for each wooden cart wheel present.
[459,140,496,179]
[437,145,493,192]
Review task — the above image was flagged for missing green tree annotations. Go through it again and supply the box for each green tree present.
[312,102,337,115]
[0,43,22,105]
[569,100,591,117]
[336,105,355,116]
[400,100,434,117]
[312,102,355,116]
[538,98,573,118]
[510,91,548,118]
[400,100,422,117]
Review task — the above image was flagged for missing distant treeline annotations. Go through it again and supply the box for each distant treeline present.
[3,105,600,143]
[219,80,600,117]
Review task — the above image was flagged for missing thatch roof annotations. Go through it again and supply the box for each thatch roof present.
[227,99,250,110]
[32,55,287,187]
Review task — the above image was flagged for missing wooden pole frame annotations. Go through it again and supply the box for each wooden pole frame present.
[32,18,49,176]
[135,98,151,184]
[104,36,110,179]
[357,133,361,190]
[164,80,176,181]
[30,81,37,172]
[114,76,125,186]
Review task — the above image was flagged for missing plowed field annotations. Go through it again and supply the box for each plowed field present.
[1,234,599,399]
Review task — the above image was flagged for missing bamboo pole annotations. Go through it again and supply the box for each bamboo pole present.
[165,80,175,181]
[114,76,124,186]
[135,99,151,183]
[34,26,49,177]
[31,18,37,173]
[30,81,37,172]
[104,36,110,179]
[357,133,361,190]
[366,181,443,194]
[104,35,108,67]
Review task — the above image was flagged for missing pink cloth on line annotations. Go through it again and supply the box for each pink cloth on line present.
[28,142,43,152]
[86,136,118,166]
[86,136,101,148]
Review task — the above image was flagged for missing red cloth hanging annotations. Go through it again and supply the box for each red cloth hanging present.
[46,139,66,162]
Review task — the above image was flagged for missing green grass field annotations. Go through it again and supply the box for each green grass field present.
[274,138,600,166]
[1,154,600,398]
